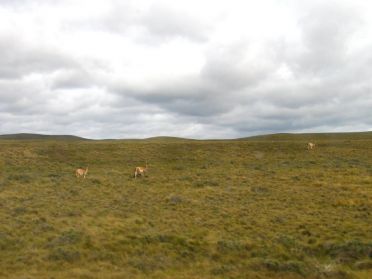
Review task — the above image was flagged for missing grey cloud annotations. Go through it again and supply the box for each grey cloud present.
[96,2,140,33]
[86,1,372,138]
[0,78,48,115]
[0,0,69,8]
[0,0,31,7]
[292,3,362,75]
[51,69,94,90]
[110,41,273,119]
[139,3,210,42]
[144,93,231,117]
[0,36,76,79]
[111,77,240,118]
[218,100,371,137]
[0,96,177,139]
[98,1,211,44]
[201,42,273,92]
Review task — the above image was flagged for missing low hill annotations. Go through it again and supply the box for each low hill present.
[0,133,87,141]
[144,136,193,141]
[238,131,372,141]
[2,131,372,142]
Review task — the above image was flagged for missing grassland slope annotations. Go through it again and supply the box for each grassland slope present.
[0,133,371,278]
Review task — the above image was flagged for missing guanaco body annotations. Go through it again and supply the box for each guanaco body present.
[134,162,148,179]
[75,166,89,179]
[307,142,316,150]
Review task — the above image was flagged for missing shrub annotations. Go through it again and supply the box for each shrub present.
[7,174,32,183]
[321,241,372,264]
[46,230,83,248]
[167,195,184,205]
[48,248,81,263]
[216,240,253,253]
[353,260,372,270]
[251,186,269,193]
[193,180,219,188]
[254,259,308,276]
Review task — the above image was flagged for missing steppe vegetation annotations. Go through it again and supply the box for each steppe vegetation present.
[0,133,371,278]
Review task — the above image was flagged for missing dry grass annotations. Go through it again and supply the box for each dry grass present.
[0,135,371,278]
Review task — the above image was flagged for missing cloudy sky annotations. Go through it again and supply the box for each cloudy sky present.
[0,0,371,139]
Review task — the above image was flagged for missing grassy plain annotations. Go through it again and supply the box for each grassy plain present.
[0,133,371,278]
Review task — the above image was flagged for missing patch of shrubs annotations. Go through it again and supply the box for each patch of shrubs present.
[90,178,102,185]
[193,180,219,188]
[0,232,20,250]
[251,186,269,193]
[47,248,81,263]
[216,240,253,253]
[12,206,28,216]
[253,259,308,276]
[353,260,372,270]
[320,240,372,264]
[167,195,184,205]
[7,174,32,183]
[46,230,84,248]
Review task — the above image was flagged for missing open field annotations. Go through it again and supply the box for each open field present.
[0,133,371,278]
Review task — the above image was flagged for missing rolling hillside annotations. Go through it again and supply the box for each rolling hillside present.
[240,131,372,141]
[0,133,87,141]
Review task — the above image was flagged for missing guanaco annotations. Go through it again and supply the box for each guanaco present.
[134,161,148,179]
[75,166,89,179]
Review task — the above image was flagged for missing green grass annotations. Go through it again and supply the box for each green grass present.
[0,134,371,278]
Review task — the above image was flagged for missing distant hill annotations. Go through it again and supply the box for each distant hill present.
[144,136,193,141]
[238,131,372,141]
[146,132,372,141]
[1,131,371,141]
[0,133,88,141]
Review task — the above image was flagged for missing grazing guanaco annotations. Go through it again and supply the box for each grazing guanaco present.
[307,142,316,150]
[134,161,148,179]
[75,166,89,179]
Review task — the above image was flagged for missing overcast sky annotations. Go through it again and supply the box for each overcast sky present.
[0,0,371,139]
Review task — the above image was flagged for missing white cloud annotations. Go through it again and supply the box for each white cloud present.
[0,0,371,138]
